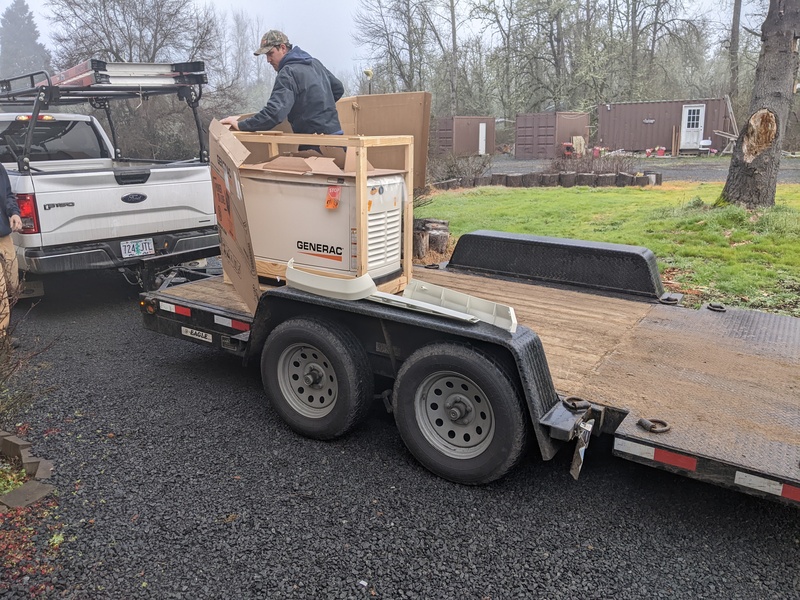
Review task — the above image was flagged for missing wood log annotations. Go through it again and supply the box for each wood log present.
[428,230,449,254]
[522,173,541,187]
[413,231,429,258]
[474,175,493,187]
[616,172,634,187]
[576,172,597,187]
[634,175,651,187]
[491,173,508,186]
[417,218,449,231]
[559,172,577,188]
[596,173,616,187]
[505,173,524,187]
[540,173,559,187]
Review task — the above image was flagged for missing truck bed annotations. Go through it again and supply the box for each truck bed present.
[155,269,800,489]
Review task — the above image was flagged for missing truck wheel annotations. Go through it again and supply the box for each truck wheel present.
[393,343,528,484]
[261,316,374,440]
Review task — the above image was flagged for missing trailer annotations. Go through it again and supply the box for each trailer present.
[140,119,798,506]
[139,230,800,506]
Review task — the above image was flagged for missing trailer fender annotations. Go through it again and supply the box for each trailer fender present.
[447,230,668,300]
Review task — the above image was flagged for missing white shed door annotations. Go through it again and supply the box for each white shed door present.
[680,104,705,149]
[478,122,487,155]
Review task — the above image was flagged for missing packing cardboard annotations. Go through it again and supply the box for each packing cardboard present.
[234,92,431,189]
[208,119,261,314]
[336,91,431,190]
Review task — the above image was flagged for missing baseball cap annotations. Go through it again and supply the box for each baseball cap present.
[254,30,290,56]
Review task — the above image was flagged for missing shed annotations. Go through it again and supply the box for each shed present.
[515,112,590,159]
[597,98,736,153]
[433,116,496,155]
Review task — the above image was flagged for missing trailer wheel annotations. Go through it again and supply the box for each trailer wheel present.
[261,317,374,440]
[393,343,528,485]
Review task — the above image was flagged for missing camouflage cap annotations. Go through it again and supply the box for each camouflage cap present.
[254,30,290,56]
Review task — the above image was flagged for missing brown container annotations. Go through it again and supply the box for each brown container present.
[434,116,496,156]
[596,98,735,153]
[515,112,590,159]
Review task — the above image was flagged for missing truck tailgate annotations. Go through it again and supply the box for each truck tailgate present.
[414,267,800,488]
[30,164,214,246]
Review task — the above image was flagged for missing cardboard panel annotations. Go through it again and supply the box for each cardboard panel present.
[337,92,431,190]
[208,119,261,314]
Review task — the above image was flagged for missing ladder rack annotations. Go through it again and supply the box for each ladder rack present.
[0,60,208,171]
[0,60,207,105]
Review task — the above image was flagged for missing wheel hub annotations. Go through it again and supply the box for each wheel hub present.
[415,371,495,455]
[445,393,474,424]
[303,364,324,388]
[276,344,338,418]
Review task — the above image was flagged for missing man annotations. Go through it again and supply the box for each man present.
[0,161,21,346]
[220,30,344,145]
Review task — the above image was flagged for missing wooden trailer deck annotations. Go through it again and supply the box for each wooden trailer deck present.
[415,267,800,485]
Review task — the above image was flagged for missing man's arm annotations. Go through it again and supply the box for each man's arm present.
[327,69,344,102]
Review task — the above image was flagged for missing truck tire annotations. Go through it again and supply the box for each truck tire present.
[393,343,528,484]
[261,316,374,440]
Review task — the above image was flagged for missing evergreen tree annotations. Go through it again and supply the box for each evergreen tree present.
[0,0,51,77]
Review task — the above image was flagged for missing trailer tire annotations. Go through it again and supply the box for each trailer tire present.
[261,316,374,440]
[393,343,528,485]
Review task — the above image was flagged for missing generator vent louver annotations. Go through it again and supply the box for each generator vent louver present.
[367,206,402,269]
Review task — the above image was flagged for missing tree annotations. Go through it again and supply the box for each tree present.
[353,0,431,93]
[0,0,51,77]
[720,0,800,209]
[46,0,218,67]
[43,0,222,160]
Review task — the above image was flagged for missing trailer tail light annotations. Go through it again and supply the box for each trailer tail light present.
[140,299,157,314]
[16,193,40,234]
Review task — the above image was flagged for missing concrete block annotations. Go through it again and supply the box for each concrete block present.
[0,481,55,509]
[19,448,40,476]
[34,459,54,480]
[1,435,31,459]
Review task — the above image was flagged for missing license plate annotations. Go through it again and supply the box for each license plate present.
[120,238,155,258]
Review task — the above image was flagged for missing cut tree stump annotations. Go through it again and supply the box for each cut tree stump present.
[616,172,634,187]
[540,173,559,187]
[559,172,577,188]
[413,219,450,258]
[491,173,508,186]
[506,173,524,187]
[522,173,541,187]
[596,173,616,187]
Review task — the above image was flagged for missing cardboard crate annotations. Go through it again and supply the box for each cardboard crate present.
[209,126,414,312]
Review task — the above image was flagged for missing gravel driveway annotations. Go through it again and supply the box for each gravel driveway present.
[3,271,799,598]
[490,155,800,184]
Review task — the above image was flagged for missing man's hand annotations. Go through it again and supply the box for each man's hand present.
[9,214,21,232]
[219,116,241,131]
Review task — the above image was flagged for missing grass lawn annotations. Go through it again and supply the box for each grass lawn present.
[414,182,800,316]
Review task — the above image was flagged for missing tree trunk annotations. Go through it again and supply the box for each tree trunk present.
[720,0,800,209]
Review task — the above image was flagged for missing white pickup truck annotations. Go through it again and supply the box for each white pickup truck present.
[0,60,218,292]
